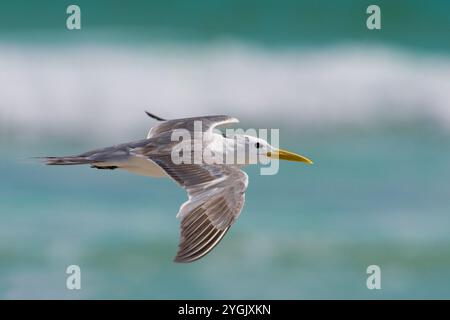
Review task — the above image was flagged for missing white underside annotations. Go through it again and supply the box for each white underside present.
[96,155,167,178]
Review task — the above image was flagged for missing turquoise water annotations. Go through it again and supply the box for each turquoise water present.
[1,126,449,299]
[0,0,450,299]
[1,0,449,53]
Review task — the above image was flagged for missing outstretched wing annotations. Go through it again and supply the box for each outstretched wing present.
[147,115,239,138]
[150,154,248,263]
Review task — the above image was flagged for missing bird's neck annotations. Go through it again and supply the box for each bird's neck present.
[208,134,254,166]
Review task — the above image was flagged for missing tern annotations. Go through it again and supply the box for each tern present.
[42,113,313,263]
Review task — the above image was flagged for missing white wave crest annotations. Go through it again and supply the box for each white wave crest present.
[1,42,450,142]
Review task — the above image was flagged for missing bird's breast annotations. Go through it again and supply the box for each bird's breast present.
[114,155,168,178]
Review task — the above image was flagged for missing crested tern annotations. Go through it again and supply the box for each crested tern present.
[42,113,313,263]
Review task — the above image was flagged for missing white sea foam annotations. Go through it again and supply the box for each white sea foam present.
[1,42,449,142]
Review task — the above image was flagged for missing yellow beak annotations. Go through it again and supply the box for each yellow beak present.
[267,149,313,164]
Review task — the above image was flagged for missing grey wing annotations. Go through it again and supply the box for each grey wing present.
[150,155,248,263]
[147,115,239,138]
[76,138,151,161]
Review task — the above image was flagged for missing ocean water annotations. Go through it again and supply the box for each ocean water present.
[1,0,450,299]
[1,125,449,299]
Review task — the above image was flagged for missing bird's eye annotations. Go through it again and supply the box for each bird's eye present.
[255,142,261,149]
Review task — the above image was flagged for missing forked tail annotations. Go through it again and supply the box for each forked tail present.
[39,110,164,167]
[38,138,150,168]
[41,156,96,166]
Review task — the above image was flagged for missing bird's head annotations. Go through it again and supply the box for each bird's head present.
[227,134,313,165]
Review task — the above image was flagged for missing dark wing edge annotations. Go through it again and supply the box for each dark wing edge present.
[174,207,232,263]
[148,154,248,263]
[173,169,247,263]
[147,115,239,138]
[173,179,246,263]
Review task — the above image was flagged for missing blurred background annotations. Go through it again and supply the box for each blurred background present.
[0,0,449,299]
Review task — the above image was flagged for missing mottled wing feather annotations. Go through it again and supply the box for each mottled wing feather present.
[142,115,246,263]
[150,154,248,263]
[175,210,231,263]
[147,115,239,138]
[174,170,247,263]
[151,155,227,191]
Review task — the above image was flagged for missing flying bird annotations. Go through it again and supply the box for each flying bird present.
[42,113,313,263]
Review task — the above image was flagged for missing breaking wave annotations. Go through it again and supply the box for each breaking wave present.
[1,42,450,143]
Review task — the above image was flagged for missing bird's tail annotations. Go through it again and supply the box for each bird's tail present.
[39,111,163,167]
[39,156,96,166]
[37,139,147,168]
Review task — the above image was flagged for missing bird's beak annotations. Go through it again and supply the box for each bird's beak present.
[267,149,313,164]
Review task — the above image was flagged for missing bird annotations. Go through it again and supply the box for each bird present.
[41,112,313,263]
